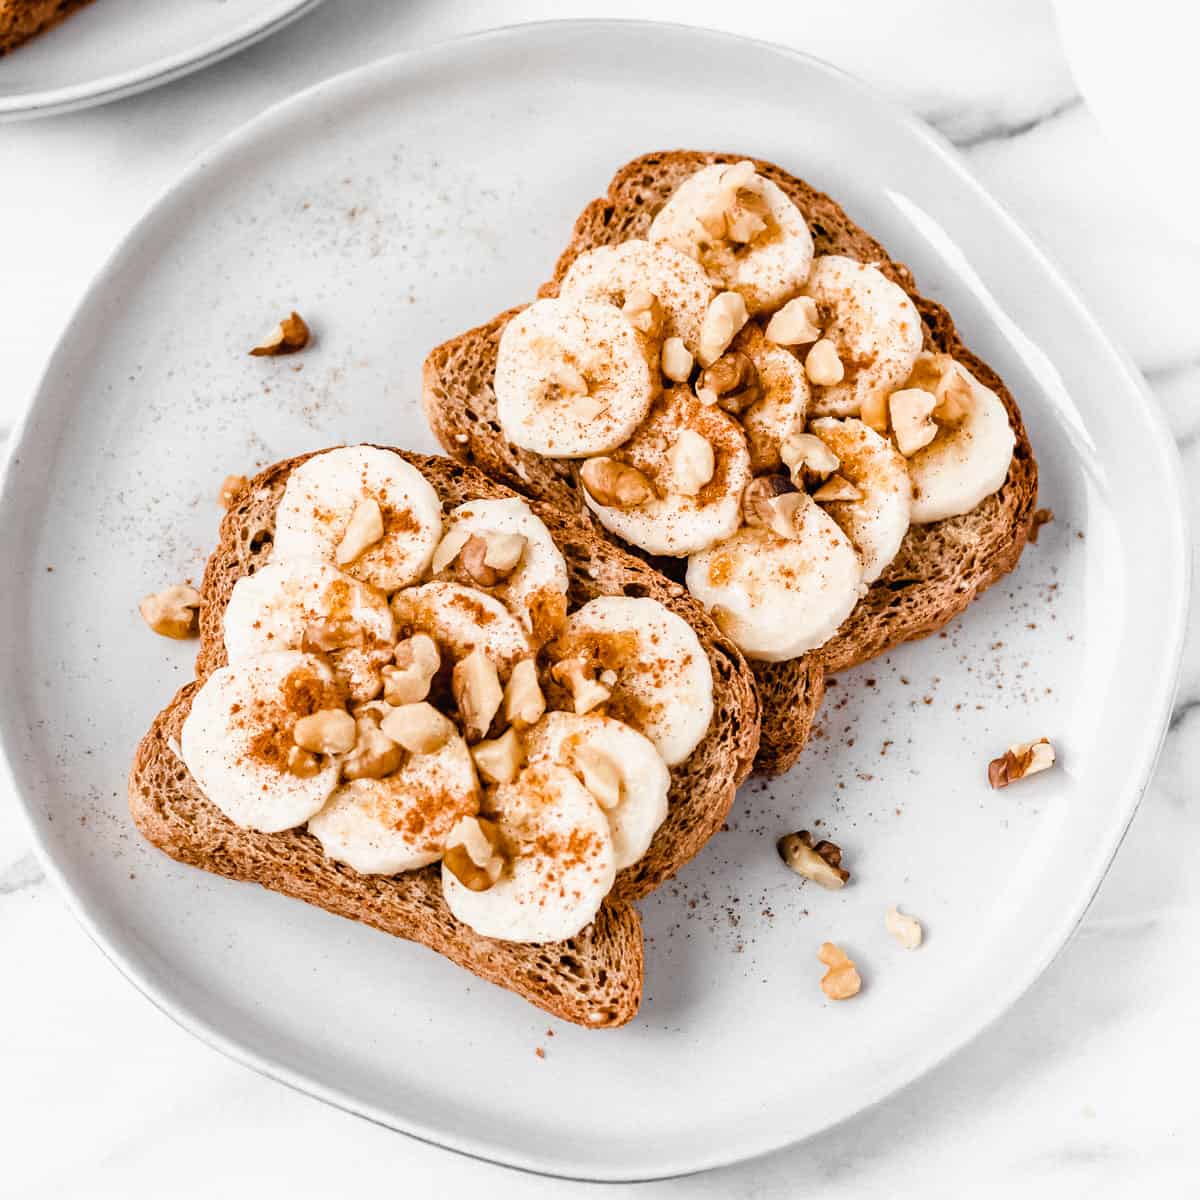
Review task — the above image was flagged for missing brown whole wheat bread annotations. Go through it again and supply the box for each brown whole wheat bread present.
[130,449,759,1027]
[423,151,1039,775]
[0,0,94,55]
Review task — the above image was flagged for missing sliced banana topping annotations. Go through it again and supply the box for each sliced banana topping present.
[180,651,344,832]
[558,239,716,354]
[526,712,670,872]
[431,497,569,646]
[495,297,656,458]
[272,446,443,593]
[580,386,752,558]
[392,581,531,675]
[442,763,616,943]
[687,498,865,661]
[223,559,395,701]
[550,596,713,766]
[649,160,814,315]
[728,322,810,473]
[306,734,480,875]
[801,255,923,420]
[809,417,912,584]
[905,361,1015,524]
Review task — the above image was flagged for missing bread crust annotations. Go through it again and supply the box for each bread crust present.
[130,449,759,1027]
[422,150,1038,775]
[0,0,94,55]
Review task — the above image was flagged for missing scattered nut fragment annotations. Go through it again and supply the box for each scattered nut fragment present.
[780,430,840,489]
[696,350,761,413]
[139,583,203,640]
[218,474,248,509]
[503,658,545,728]
[622,287,664,339]
[812,473,863,503]
[382,633,440,706]
[988,738,1055,788]
[431,526,472,574]
[660,337,695,383]
[817,942,862,1001]
[580,457,655,509]
[471,727,525,785]
[668,429,715,496]
[335,498,384,566]
[885,906,923,949]
[572,743,623,810]
[452,648,504,741]
[741,474,795,528]
[340,717,404,781]
[804,338,845,387]
[777,830,849,889]
[551,657,611,715]
[302,617,365,653]
[697,291,750,367]
[764,296,822,347]
[380,701,456,755]
[293,708,357,755]
[889,388,938,456]
[286,744,323,779]
[459,532,527,586]
[249,311,310,356]
[907,352,973,421]
[749,489,809,541]
[443,815,506,892]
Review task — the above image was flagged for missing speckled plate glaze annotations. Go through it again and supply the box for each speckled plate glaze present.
[0,0,325,121]
[0,21,1188,1182]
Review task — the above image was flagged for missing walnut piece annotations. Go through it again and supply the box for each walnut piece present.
[742,475,796,528]
[889,388,938,456]
[580,457,655,509]
[988,738,1056,788]
[777,830,849,889]
[764,296,822,347]
[471,727,525,785]
[744,489,808,541]
[139,583,203,640]
[451,648,504,742]
[668,429,715,497]
[861,388,890,434]
[340,717,403,781]
[249,311,310,356]
[443,815,506,892]
[804,338,844,386]
[780,430,840,489]
[660,337,695,383]
[812,473,863,503]
[503,658,546,728]
[885,905,923,949]
[622,286,664,339]
[335,498,384,566]
[218,474,248,509]
[302,617,364,653]
[697,291,750,367]
[286,745,323,779]
[293,708,357,755]
[817,942,862,1000]
[380,701,455,755]
[573,743,623,810]
[382,633,440,706]
[459,531,527,586]
[696,350,761,413]
[907,352,973,421]
[551,657,611,715]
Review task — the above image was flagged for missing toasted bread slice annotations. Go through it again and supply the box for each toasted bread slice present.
[130,450,759,1027]
[423,151,1038,774]
[0,0,93,55]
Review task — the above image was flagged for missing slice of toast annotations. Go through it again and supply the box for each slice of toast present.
[0,0,94,55]
[423,151,1038,774]
[130,450,759,1027]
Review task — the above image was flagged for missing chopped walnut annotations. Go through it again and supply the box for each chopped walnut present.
[777,830,849,889]
[812,473,863,503]
[697,291,750,367]
[451,648,504,742]
[804,338,844,386]
[471,727,525,785]
[382,633,440,706]
[302,616,365,653]
[889,388,938,456]
[988,738,1055,788]
[340,717,404,781]
[861,388,890,434]
[380,701,455,755]
[660,337,695,383]
[817,942,862,1000]
[249,311,310,356]
[780,430,840,489]
[443,815,506,892]
[431,526,472,574]
[218,474,248,509]
[286,745,323,779]
[764,296,822,347]
[747,489,808,541]
[293,708,357,755]
[335,498,384,566]
[580,457,655,508]
[503,658,545,728]
[459,531,527,586]
[742,474,796,528]
[696,350,761,414]
[139,583,203,640]
[885,906,923,949]
[668,429,715,496]
[551,657,611,715]
[1029,508,1054,543]
[573,743,623,810]
[622,287,664,339]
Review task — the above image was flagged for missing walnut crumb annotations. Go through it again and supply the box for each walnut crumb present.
[249,311,310,356]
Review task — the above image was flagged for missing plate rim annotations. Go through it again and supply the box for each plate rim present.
[0,0,327,121]
[0,18,1190,1182]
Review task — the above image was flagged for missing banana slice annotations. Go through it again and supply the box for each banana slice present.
[180,651,343,832]
[495,297,656,458]
[551,596,713,766]
[393,581,531,674]
[649,160,814,315]
[686,498,864,661]
[307,735,480,874]
[435,498,569,644]
[272,446,443,592]
[802,255,923,419]
[733,322,810,473]
[581,386,752,557]
[223,559,395,701]
[558,239,716,354]
[442,763,615,943]
[526,712,670,871]
[809,417,912,583]
[906,362,1016,524]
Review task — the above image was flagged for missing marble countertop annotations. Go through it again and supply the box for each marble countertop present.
[2,1,1197,1195]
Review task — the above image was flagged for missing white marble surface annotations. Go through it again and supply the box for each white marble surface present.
[1,1,1197,1195]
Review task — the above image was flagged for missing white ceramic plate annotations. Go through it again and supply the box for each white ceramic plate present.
[0,0,325,120]
[0,21,1187,1182]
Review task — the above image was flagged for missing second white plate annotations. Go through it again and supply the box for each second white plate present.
[0,21,1187,1181]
